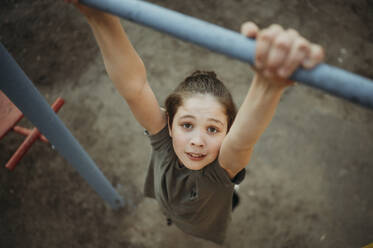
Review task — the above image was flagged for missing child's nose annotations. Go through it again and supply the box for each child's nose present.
[190,134,204,147]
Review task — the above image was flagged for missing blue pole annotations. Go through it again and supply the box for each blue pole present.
[80,0,373,109]
[0,43,125,209]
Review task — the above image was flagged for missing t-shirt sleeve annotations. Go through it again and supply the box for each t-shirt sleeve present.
[203,159,246,187]
[202,159,233,187]
[231,168,246,184]
[144,124,171,151]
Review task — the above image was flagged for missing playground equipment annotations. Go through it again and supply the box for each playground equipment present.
[0,44,125,209]
[1,0,372,210]
[80,0,373,110]
[0,91,64,170]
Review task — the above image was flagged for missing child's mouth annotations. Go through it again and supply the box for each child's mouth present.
[186,152,206,161]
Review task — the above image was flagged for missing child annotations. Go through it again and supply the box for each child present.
[65,0,324,244]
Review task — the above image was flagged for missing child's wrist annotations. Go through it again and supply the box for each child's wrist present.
[85,11,117,26]
[252,74,288,94]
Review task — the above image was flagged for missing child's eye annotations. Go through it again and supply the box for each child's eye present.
[182,123,193,129]
[207,127,218,133]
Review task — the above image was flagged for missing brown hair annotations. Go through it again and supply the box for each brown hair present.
[165,70,237,132]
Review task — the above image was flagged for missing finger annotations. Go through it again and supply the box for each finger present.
[266,29,298,71]
[277,36,310,78]
[240,22,259,39]
[256,24,284,69]
[302,44,324,69]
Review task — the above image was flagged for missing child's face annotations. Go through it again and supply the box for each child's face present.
[169,94,228,170]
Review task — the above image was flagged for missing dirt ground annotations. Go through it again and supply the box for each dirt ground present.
[1,0,373,247]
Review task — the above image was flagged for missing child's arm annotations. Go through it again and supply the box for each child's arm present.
[219,23,324,178]
[66,1,166,134]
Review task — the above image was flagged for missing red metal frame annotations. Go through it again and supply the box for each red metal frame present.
[0,91,65,170]
[12,126,49,143]
[0,91,23,139]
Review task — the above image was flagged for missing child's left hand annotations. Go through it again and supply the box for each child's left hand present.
[241,22,324,88]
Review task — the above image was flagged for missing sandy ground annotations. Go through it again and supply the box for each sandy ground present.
[1,0,373,247]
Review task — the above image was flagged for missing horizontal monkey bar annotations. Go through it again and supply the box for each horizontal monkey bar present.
[81,0,373,109]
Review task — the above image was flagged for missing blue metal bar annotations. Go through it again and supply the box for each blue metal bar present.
[81,0,373,109]
[0,43,124,209]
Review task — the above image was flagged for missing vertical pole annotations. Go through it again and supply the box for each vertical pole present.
[0,43,124,209]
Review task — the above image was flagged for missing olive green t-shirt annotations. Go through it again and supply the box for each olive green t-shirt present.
[144,125,245,244]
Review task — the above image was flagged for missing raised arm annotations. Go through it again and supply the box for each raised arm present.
[219,23,324,178]
[66,1,166,134]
